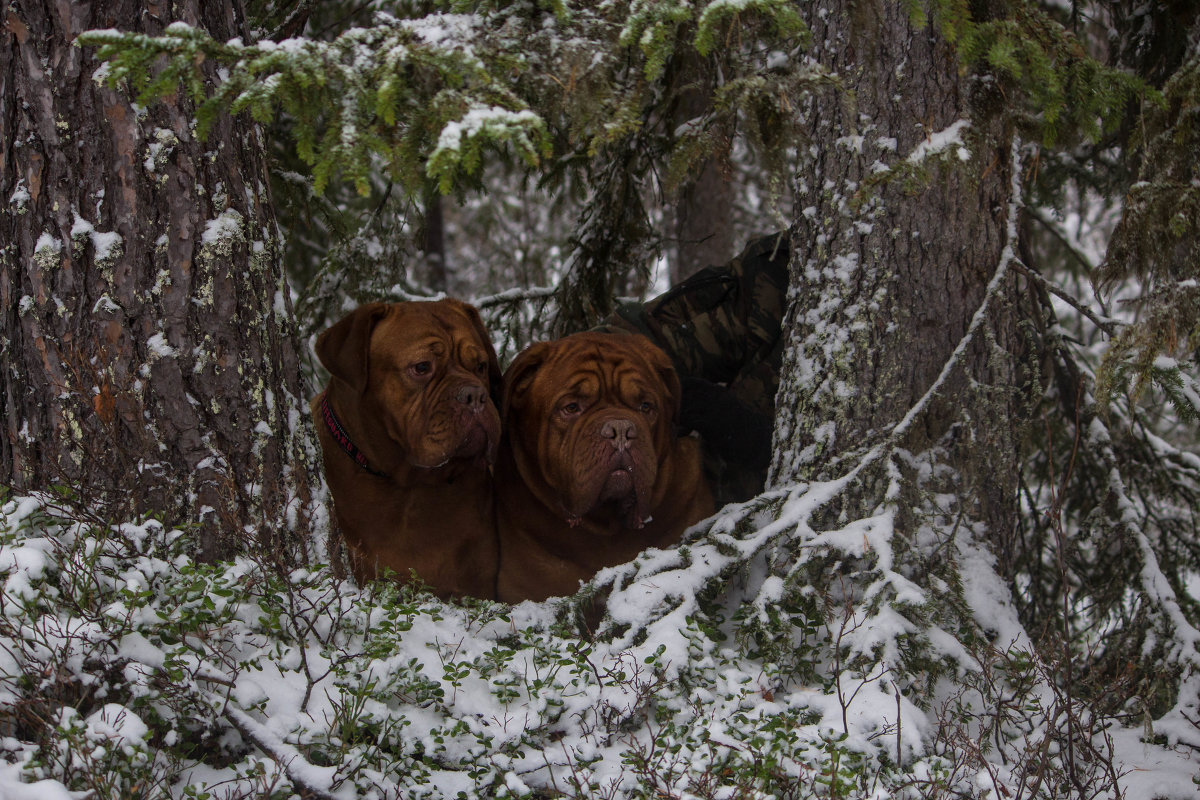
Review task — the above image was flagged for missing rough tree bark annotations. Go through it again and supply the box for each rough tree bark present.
[0,1,319,559]
[667,44,734,282]
[770,1,1022,545]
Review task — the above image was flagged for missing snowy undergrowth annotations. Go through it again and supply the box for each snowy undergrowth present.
[0,488,1194,799]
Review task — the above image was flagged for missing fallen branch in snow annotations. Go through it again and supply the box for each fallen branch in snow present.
[144,638,350,800]
[221,705,343,800]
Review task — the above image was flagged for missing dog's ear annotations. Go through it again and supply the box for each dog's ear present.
[633,336,682,425]
[501,341,551,420]
[315,302,390,393]
[447,299,504,408]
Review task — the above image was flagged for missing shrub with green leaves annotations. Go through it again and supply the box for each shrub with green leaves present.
[2,459,1191,800]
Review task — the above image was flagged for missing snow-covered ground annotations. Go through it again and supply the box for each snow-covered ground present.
[0,490,1196,799]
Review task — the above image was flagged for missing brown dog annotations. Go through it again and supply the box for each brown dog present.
[311,299,502,599]
[495,331,714,602]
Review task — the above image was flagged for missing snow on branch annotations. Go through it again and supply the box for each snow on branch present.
[222,706,341,800]
[473,285,557,308]
[80,16,549,196]
[1088,416,1200,722]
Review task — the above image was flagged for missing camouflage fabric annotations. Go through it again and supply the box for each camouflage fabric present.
[600,232,790,504]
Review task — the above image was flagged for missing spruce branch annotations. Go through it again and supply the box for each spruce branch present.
[1089,417,1200,715]
[79,19,551,197]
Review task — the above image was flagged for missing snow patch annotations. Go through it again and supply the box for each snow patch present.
[432,107,541,159]
[71,211,123,262]
[906,119,970,165]
[9,180,29,209]
[146,333,177,360]
[35,233,61,255]
[202,209,245,246]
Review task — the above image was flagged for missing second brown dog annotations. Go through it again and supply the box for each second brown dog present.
[495,331,714,602]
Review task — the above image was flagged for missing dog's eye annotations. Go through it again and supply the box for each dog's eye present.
[560,401,582,417]
[640,401,654,414]
[409,361,433,377]
[474,362,488,375]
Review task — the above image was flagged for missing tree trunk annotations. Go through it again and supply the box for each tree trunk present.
[0,1,318,560]
[671,159,734,282]
[422,190,448,294]
[668,44,734,283]
[770,1,1021,545]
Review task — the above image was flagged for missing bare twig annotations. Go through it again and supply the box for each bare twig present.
[473,285,557,309]
[1012,260,1121,337]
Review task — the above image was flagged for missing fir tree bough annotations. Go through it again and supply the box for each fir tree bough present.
[80,1,819,332]
[82,17,552,196]
[1097,45,1200,414]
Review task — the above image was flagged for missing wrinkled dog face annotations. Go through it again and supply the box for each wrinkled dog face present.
[504,332,680,529]
[318,300,502,469]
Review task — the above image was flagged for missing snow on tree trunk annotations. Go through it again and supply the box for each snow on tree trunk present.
[770,1,1021,549]
[0,1,319,559]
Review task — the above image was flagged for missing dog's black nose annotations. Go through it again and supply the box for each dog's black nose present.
[455,384,488,409]
[600,418,637,449]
